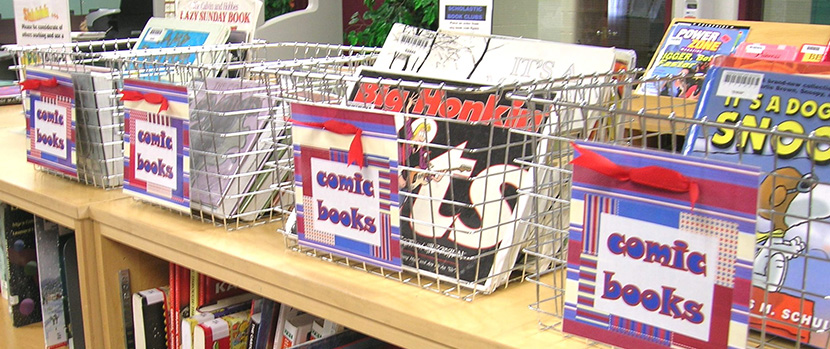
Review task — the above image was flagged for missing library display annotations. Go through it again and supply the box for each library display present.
[4,13,830,349]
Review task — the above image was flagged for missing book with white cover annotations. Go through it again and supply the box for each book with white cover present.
[176,0,263,42]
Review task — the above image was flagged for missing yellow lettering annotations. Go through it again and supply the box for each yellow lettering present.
[764,95,780,114]
[802,100,818,118]
[819,103,830,120]
[776,120,805,159]
[786,98,801,115]
[750,94,763,111]
[808,126,830,165]
[739,115,772,154]
[712,111,740,149]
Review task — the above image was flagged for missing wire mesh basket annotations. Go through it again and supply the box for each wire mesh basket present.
[4,40,137,188]
[105,42,380,230]
[516,69,830,349]
[256,60,638,300]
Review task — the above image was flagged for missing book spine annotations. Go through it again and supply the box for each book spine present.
[246,317,259,349]
[189,270,200,317]
[168,262,177,349]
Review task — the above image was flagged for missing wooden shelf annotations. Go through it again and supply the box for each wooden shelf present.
[88,198,584,349]
[0,296,45,349]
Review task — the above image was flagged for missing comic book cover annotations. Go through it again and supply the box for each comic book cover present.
[348,68,542,292]
[684,67,830,346]
[641,21,750,98]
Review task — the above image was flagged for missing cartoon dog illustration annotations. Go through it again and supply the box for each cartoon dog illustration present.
[753,167,814,292]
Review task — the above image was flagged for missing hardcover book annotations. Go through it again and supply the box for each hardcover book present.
[291,102,402,270]
[641,21,750,97]
[133,287,169,349]
[0,203,40,327]
[348,68,539,293]
[563,141,759,349]
[122,78,191,213]
[194,316,232,349]
[683,67,830,346]
[35,216,74,347]
[23,67,77,177]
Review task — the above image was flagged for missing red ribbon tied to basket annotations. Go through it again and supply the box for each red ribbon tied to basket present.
[291,119,365,168]
[570,142,700,209]
[119,90,169,113]
[19,77,58,91]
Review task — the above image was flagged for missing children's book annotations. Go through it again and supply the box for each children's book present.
[563,141,759,349]
[122,78,191,213]
[683,67,830,346]
[348,68,540,292]
[1,203,40,327]
[175,0,263,42]
[291,102,402,271]
[133,17,232,66]
[23,67,77,178]
[640,21,750,97]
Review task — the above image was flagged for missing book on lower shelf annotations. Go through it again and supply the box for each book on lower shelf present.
[133,286,169,349]
[34,216,76,347]
[0,203,40,327]
[683,66,830,347]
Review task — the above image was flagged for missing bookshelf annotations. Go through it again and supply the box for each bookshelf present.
[0,104,587,348]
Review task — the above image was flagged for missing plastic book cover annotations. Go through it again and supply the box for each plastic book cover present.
[684,67,830,346]
[23,67,77,178]
[563,141,760,349]
[292,102,401,270]
[70,67,122,186]
[122,78,191,213]
[1,203,41,327]
[189,77,274,221]
[348,68,540,292]
[641,21,750,98]
[35,216,73,347]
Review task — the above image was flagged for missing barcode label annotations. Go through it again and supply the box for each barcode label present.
[399,34,431,48]
[802,44,825,53]
[745,44,765,54]
[144,28,166,43]
[716,70,764,99]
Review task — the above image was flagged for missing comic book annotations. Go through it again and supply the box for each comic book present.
[684,66,830,346]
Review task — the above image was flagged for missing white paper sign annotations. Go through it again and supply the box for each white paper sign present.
[13,0,71,45]
[33,99,68,158]
[439,0,493,35]
[593,213,718,341]
[310,157,381,247]
[133,119,178,189]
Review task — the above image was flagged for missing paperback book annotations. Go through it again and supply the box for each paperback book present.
[564,141,759,349]
[374,23,619,84]
[189,77,276,221]
[34,216,74,347]
[291,102,402,270]
[683,67,830,346]
[641,21,750,97]
[70,66,122,187]
[348,68,539,292]
[122,78,191,213]
[23,67,77,177]
[133,17,232,66]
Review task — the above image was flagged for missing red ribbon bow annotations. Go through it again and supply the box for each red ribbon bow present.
[570,142,700,209]
[291,119,365,168]
[19,77,58,91]
[120,90,169,114]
